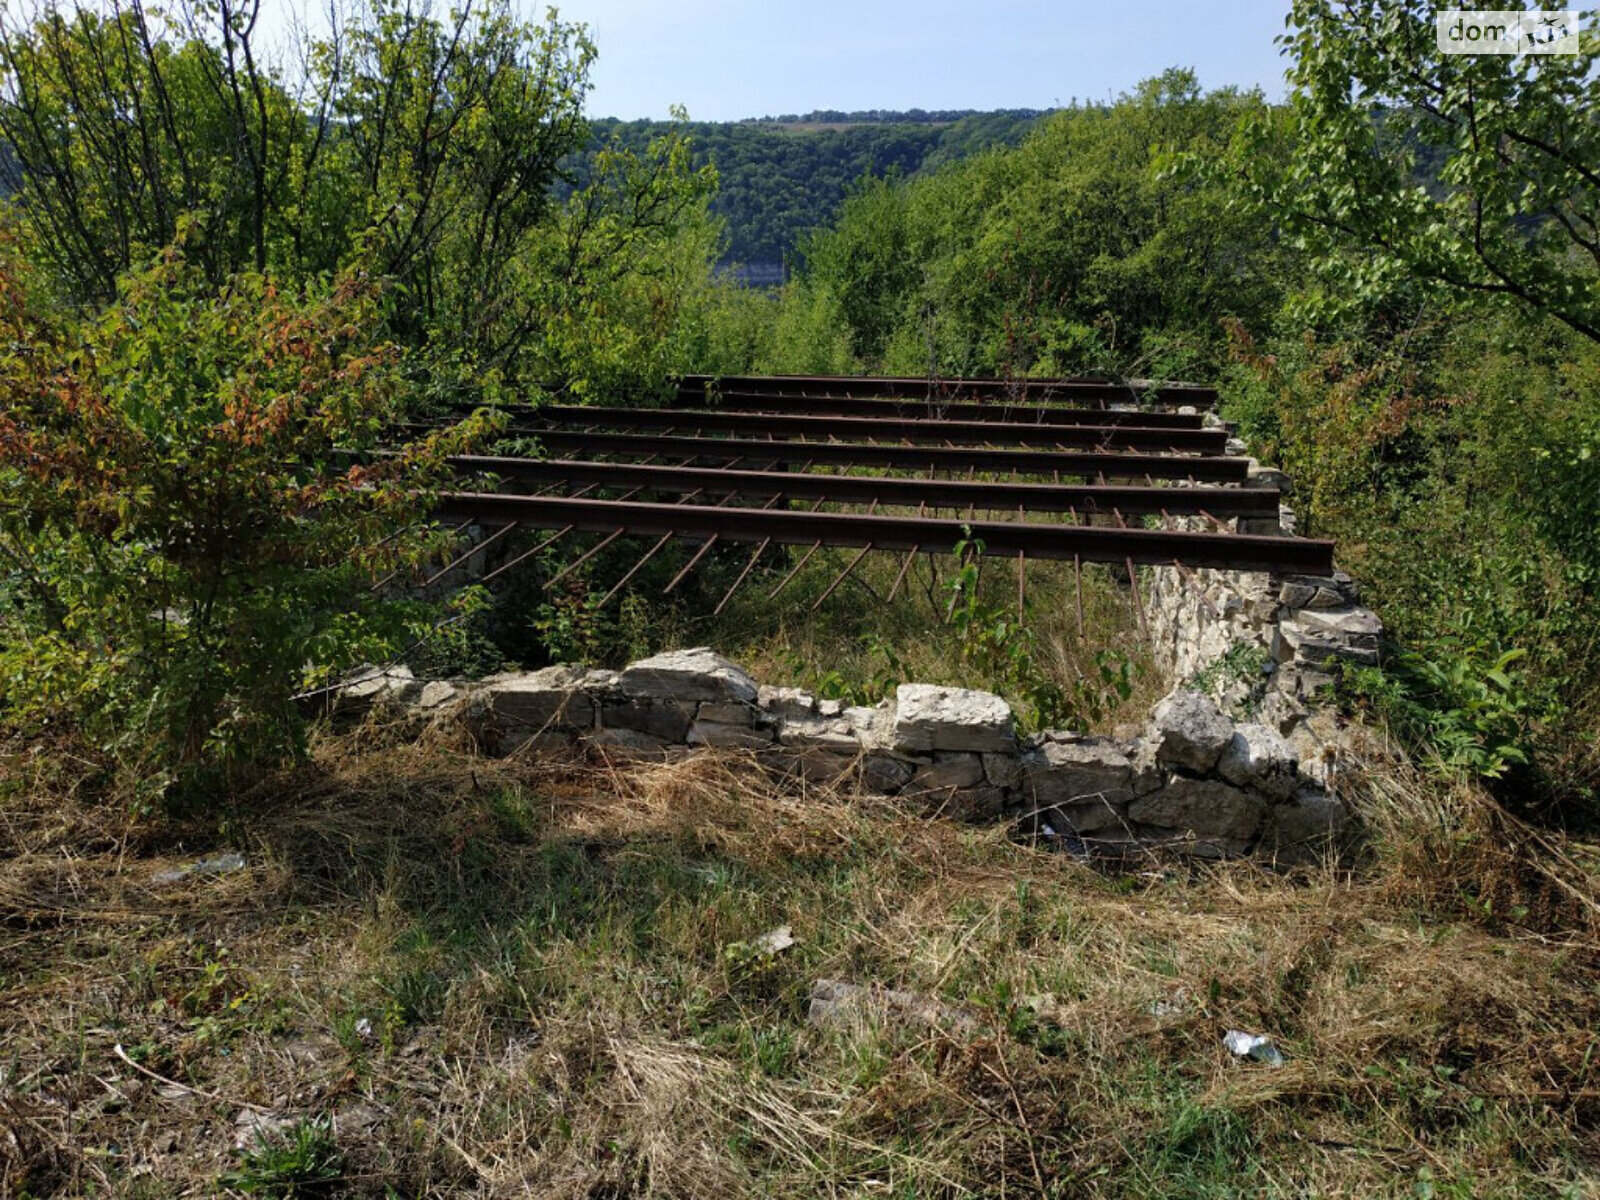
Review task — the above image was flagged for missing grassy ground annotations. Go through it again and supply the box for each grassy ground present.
[4,719,1600,1197]
[489,534,1164,735]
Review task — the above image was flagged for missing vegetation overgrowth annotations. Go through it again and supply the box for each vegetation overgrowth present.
[2,0,1600,1189]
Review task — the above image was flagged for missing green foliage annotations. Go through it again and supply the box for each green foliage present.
[946,535,1135,731]
[1234,1,1600,344]
[790,71,1288,378]
[585,110,1044,270]
[790,636,906,707]
[221,1117,343,1198]
[0,245,488,798]
[1347,644,1533,781]
[1223,303,1599,795]
[524,115,718,399]
[0,1,716,399]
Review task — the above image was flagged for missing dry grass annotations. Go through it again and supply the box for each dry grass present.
[4,721,1600,1197]
[688,549,1165,734]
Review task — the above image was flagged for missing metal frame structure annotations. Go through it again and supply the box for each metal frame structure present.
[677,373,1220,409]
[393,374,1332,609]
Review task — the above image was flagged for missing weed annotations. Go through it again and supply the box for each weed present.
[220,1118,342,1197]
[1346,642,1532,781]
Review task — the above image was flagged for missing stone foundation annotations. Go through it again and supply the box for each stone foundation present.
[342,647,1354,866]
[340,438,1378,868]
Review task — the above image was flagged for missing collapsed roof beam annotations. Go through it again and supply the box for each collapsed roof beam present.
[677,373,1219,409]
[431,492,1331,574]
[496,430,1251,483]
[446,456,1278,518]
[521,407,1227,454]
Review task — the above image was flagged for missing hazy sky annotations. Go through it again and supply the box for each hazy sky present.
[563,0,1295,120]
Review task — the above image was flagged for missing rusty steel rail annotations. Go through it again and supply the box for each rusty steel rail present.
[446,456,1280,518]
[671,392,1208,428]
[463,429,1252,483]
[440,397,1207,430]
[430,491,1331,573]
[521,407,1227,454]
[677,373,1219,409]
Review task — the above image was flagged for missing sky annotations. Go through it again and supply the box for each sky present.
[561,0,1296,120]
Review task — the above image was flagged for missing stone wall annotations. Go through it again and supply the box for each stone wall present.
[340,434,1378,867]
[1143,451,1382,790]
[342,647,1351,866]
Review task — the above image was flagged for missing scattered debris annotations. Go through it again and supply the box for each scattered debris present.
[752,925,796,955]
[1149,988,1192,1019]
[151,852,246,884]
[807,978,977,1034]
[1223,1029,1286,1066]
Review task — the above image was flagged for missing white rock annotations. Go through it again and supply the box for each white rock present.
[904,754,985,796]
[687,721,773,749]
[617,647,758,703]
[757,685,817,720]
[777,716,861,752]
[1023,738,1137,807]
[891,684,1015,754]
[1128,777,1266,842]
[483,666,596,732]
[1149,689,1234,772]
[1217,723,1300,800]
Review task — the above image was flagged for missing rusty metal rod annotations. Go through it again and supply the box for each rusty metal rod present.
[543,528,625,590]
[677,373,1218,409]
[887,545,921,603]
[431,492,1336,573]
[512,407,1225,453]
[446,456,1279,517]
[457,396,1206,429]
[663,537,717,594]
[478,525,574,585]
[1074,554,1085,641]
[812,544,874,610]
[419,432,1252,484]
[597,531,675,607]
[716,538,771,615]
[421,521,519,588]
[767,541,823,600]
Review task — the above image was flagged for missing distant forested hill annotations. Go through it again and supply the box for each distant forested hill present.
[585,110,1048,275]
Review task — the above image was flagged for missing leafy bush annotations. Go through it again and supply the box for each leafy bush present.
[1346,645,1533,782]
[0,246,490,801]
[946,536,1134,731]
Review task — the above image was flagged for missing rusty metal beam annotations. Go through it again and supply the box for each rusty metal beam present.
[442,456,1276,517]
[451,396,1207,429]
[518,406,1226,454]
[480,431,1250,484]
[431,492,1334,574]
[677,373,1218,409]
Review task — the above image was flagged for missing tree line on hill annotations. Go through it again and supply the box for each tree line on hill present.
[582,111,1043,269]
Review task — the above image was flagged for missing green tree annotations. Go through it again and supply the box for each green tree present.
[1234,0,1600,343]
[0,243,491,798]
[0,1,715,396]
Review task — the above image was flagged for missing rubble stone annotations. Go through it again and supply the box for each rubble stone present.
[891,684,1016,753]
[757,685,816,720]
[1128,777,1266,842]
[617,647,758,703]
[1217,722,1300,800]
[1149,689,1234,772]
[1024,738,1137,807]
[483,667,596,733]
